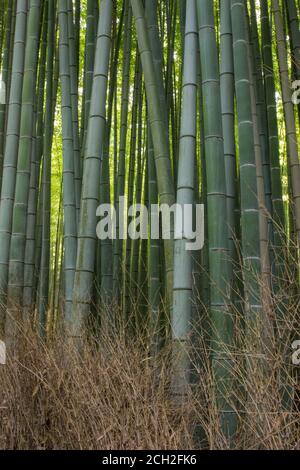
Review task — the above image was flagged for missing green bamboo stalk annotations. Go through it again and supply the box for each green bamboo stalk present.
[137,155,148,323]
[130,86,144,308]
[124,57,141,317]
[74,0,81,79]
[0,2,4,59]
[131,0,175,307]
[80,0,97,156]
[113,0,132,303]
[172,0,197,401]
[67,0,81,223]
[249,0,273,221]
[33,43,59,310]
[72,0,113,341]
[23,112,38,316]
[260,0,285,264]
[166,3,178,175]
[147,126,161,348]
[99,3,124,307]
[230,0,270,433]
[0,0,27,335]
[6,0,41,342]
[220,0,238,290]
[0,0,13,187]
[272,0,300,245]
[246,5,271,292]
[23,1,48,316]
[7,1,17,99]
[197,42,210,314]
[231,0,262,303]
[197,0,236,439]
[50,183,63,331]
[145,0,165,345]
[285,0,300,81]
[58,0,78,326]
[272,0,299,409]
[145,0,166,123]
[38,0,56,336]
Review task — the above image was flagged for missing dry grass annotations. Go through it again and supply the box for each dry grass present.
[0,238,300,450]
[0,324,194,450]
[0,311,299,450]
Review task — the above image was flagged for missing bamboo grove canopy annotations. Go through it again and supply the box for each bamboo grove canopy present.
[0,0,300,439]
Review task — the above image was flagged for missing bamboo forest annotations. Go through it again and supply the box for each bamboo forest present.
[1,0,300,452]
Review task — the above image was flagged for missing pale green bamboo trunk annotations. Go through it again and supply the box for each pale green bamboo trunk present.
[231,0,262,310]
[73,0,113,341]
[250,0,273,228]
[147,127,161,350]
[145,0,164,346]
[98,5,124,310]
[38,0,56,335]
[6,0,41,344]
[81,0,97,160]
[231,0,265,424]
[286,0,300,81]
[58,0,78,327]
[260,0,285,277]
[113,0,132,303]
[272,0,299,409]
[7,1,17,96]
[145,0,166,124]
[220,0,238,294]
[131,0,175,308]
[0,0,27,334]
[0,0,13,187]
[124,57,141,317]
[197,0,236,440]
[272,0,300,245]
[137,156,148,322]
[67,0,81,223]
[172,0,197,402]
[130,89,144,313]
[23,2,48,316]
[245,6,271,295]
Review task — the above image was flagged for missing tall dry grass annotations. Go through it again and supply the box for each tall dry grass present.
[0,305,299,450]
[0,321,194,450]
[0,237,300,450]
